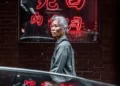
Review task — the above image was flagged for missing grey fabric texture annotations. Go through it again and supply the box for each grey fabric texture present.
[50,36,76,83]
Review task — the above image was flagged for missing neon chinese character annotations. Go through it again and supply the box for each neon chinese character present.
[48,14,58,29]
[68,16,82,31]
[30,12,43,26]
[36,0,46,10]
[66,0,86,10]
[48,14,57,23]
[24,80,36,86]
[46,0,59,11]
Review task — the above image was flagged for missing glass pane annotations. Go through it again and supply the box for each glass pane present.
[0,67,116,86]
[19,0,99,43]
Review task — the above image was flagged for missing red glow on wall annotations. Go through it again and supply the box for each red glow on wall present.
[46,0,59,11]
[30,12,43,26]
[36,0,46,10]
[68,16,82,31]
[66,0,86,10]
[24,80,36,86]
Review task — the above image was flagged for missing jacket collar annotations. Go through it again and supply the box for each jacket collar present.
[56,35,68,45]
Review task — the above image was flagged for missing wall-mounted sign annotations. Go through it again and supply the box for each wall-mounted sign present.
[19,0,99,43]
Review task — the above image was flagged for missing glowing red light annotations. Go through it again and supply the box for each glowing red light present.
[46,0,59,11]
[48,14,57,23]
[41,82,46,86]
[48,14,57,28]
[66,0,86,10]
[30,12,43,26]
[36,0,46,10]
[24,80,36,86]
[60,83,73,86]
[68,16,82,31]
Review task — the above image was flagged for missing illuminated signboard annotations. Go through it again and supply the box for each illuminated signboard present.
[19,0,99,43]
[24,80,73,86]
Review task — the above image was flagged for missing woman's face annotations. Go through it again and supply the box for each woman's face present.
[50,20,64,39]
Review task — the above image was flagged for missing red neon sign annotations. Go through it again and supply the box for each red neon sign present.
[41,82,73,86]
[46,0,59,11]
[36,0,59,10]
[48,14,57,23]
[30,12,43,26]
[36,0,46,10]
[48,14,58,28]
[24,80,36,86]
[66,0,86,10]
[68,16,82,31]
[60,83,73,86]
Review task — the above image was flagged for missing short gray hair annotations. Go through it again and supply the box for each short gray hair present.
[51,15,68,33]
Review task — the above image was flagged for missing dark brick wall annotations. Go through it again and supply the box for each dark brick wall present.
[0,0,117,85]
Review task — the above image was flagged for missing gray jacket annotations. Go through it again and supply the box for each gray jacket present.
[50,36,76,83]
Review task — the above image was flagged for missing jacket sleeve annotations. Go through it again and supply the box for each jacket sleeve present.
[50,45,69,73]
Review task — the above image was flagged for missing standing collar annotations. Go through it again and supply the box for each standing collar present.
[56,35,68,44]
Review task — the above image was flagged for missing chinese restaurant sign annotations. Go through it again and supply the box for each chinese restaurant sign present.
[19,0,98,43]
